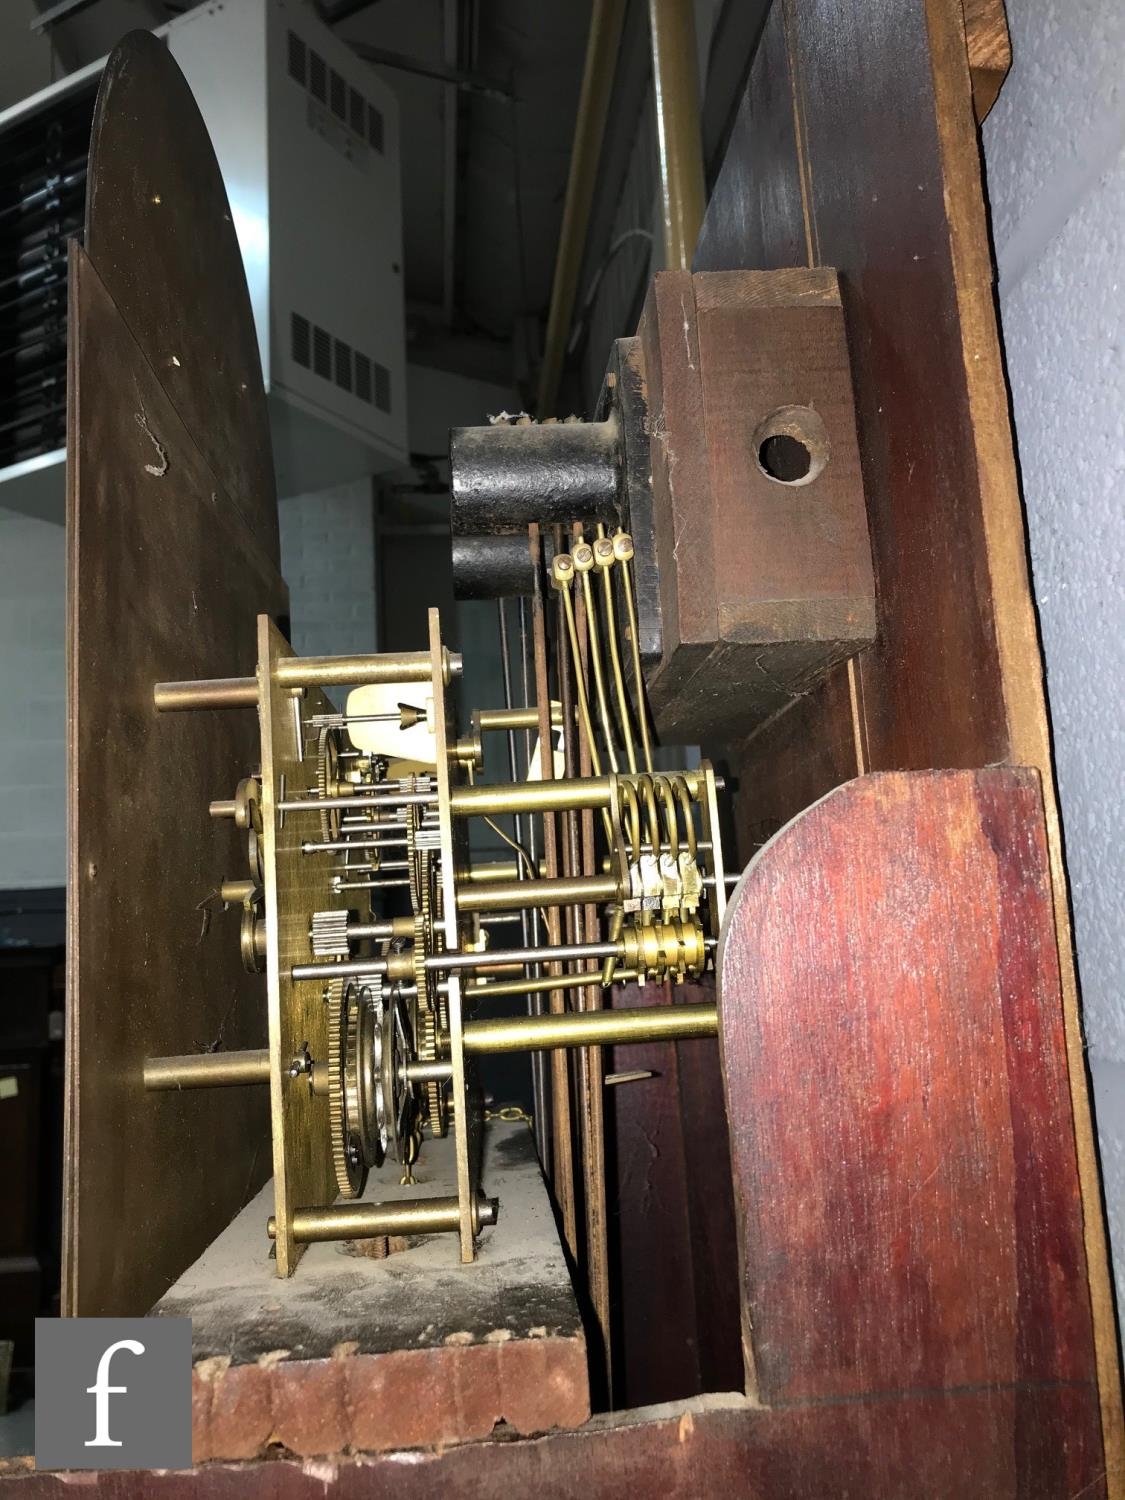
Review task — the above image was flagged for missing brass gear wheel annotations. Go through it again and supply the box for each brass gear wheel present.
[344,974,387,1169]
[317,726,343,842]
[418,1008,448,1137]
[327,977,364,1198]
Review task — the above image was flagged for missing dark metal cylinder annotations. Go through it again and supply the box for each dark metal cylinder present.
[452,534,536,599]
[449,416,622,535]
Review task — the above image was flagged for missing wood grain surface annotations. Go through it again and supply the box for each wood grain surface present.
[7,1386,1106,1497]
[638,268,875,744]
[694,0,1123,1474]
[152,1125,589,1462]
[606,978,742,1407]
[718,771,1097,1463]
[64,247,286,1316]
[84,32,279,561]
[962,0,1011,120]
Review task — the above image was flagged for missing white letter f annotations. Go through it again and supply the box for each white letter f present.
[85,1338,145,1448]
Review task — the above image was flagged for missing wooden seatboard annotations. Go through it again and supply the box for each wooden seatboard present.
[64,246,286,1316]
[13,1386,1105,1497]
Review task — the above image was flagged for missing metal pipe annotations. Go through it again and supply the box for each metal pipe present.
[292,938,623,983]
[518,588,551,1166]
[477,705,563,732]
[142,994,708,1092]
[467,967,638,1001]
[144,1050,270,1090]
[648,0,706,271]
[269,1192,498,1244]
[450,418,621,533]
[462,1001,717,1054]
[348,916,416,940]
[154,676,258,712]
[458,873,619,913]
[302,836,410,852]
[468,966,636,1002]
[281,792,437,812]
[464,861,519,883]
[537,0,628,414]
[404,1059,454,1085]
[273,650,456,688]
[451,776,615,818]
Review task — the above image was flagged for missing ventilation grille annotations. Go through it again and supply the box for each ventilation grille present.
[291,311,391,414]
[0,81,98,472]
[287,29,384,155]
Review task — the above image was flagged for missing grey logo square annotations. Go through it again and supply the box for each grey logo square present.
[35,1318,192,1471]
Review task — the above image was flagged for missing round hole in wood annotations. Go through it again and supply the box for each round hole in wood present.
[752,405,829,488]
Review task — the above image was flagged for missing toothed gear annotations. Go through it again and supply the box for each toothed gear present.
[419,1009,448,1137]
[311,908,350,958]
[327,978,363,1198]
[317,726,343,842]
[343,977,386,1170]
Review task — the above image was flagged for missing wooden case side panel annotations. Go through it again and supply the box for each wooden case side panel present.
[65,246,286,1315]
[717,770,1099,1491]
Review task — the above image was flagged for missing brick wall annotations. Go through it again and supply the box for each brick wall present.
[278,478,377,682]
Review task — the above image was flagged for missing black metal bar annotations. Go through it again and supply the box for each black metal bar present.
[451,533,536,600]
[449,417,622,536]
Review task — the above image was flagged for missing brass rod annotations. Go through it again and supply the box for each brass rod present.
[537,0,628,415]
[451,776,614,818]
[477,705,563,732]
[348,916,416,940]
[281,792,437,812]
[600,549,637,774]
[271,1193,497,1245]
[648,0,705,271]
[619,557,654,772]
[467,968,638,1001]
[291,941,628,991]
[462,1001,717,1054]
[531,523,576,1254]
[404,1059,454,1085]
[220,879,255,904]
[209,799,238,820]
[153,676,258,712]
[144,1050,270,1090]
[578,564,618,773]
[458,873,619,913]
[274,649,458,689]
[558,578,602,775]
[464,861,518,882]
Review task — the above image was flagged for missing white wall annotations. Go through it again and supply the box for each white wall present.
[0,510,66,889]
[983,0,1125,1306]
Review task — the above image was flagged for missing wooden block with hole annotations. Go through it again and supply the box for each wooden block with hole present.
[638,268,876,744]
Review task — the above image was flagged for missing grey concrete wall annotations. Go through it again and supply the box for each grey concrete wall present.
[983,0,1125,1306]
